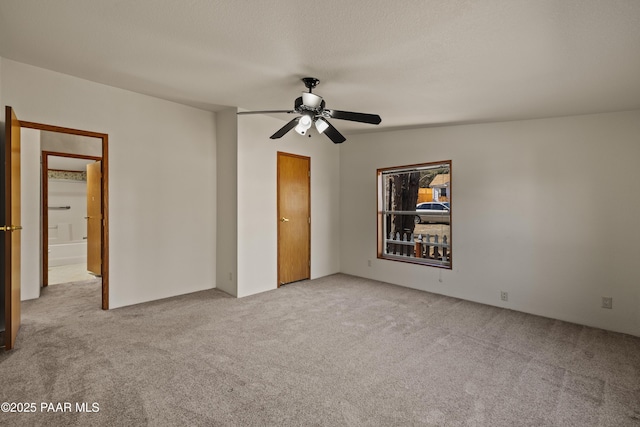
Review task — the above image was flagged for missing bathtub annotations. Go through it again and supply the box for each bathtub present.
[48,241,87,267]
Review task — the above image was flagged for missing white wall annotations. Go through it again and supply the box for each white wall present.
[216,108,238,296]
[236,113,341,297]
[1,58,217,308]
[340,111,640,337]
[20,128,41,301]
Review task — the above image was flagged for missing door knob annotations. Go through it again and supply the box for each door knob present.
[0,225,22,232]
[281,217,290,222]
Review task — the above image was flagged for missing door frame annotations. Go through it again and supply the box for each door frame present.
[20,121,110,310]
[276,151,311,288]
[42,151,102,288]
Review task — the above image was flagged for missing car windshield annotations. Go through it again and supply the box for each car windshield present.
[443,203,450,209]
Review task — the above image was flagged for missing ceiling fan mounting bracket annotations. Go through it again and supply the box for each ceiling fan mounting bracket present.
[302,77,320,92]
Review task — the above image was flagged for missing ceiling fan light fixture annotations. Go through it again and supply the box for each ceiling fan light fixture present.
[315,117,329,134]
[239,77,381,143]
[295,114,313,135]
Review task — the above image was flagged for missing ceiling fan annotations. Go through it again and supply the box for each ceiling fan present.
[237,77,381,144]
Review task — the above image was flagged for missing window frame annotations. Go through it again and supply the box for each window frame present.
[377,160,452,269]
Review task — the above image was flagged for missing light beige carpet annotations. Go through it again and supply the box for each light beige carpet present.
[1,274,639,426]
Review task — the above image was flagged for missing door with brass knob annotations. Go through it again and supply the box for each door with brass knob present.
[277,152,310,287]
[2,106,22,351]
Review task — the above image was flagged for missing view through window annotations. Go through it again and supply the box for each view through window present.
[377,161,451,268]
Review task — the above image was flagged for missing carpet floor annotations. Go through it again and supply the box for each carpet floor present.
[1,274,639,426]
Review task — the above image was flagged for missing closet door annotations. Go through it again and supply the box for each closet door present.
[277,152,310,286]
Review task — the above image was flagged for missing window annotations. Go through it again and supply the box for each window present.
[377,161,451,268]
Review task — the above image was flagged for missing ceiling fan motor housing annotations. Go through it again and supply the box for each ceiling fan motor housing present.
[302,92,323,109]
[295,95,325,115]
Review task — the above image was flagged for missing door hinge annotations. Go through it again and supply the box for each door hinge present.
[308,170,310,178]
[308,217,311,224]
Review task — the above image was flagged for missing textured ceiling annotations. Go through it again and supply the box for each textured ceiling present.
[1,0,640,133]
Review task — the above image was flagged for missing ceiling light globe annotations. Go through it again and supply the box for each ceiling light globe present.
[300,115,312,127]
[315,118,330,134]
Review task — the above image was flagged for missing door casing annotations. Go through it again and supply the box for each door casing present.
[21,121,110,310]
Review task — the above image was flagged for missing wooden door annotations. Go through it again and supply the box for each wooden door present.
[2,106,22,350]
[277,152,310,286]
[86,161,102,276]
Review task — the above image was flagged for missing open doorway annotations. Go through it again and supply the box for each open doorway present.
[43,153,101,286]
[20,121,110,310]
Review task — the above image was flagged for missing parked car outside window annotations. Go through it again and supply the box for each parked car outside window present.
[415,202,450,224]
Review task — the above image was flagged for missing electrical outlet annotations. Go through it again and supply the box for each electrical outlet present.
[602,297,612,309]
[500,291,508,302]
[367,260,372,267]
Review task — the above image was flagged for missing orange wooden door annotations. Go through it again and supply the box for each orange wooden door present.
[277,152,310,286]
[86,161,102,276]
[2,106,22,350]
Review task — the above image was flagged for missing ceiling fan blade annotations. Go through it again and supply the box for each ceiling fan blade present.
[238,110,294,115]
[270,117,300,139]
[326,109,381,125]
[323,120,346,144]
